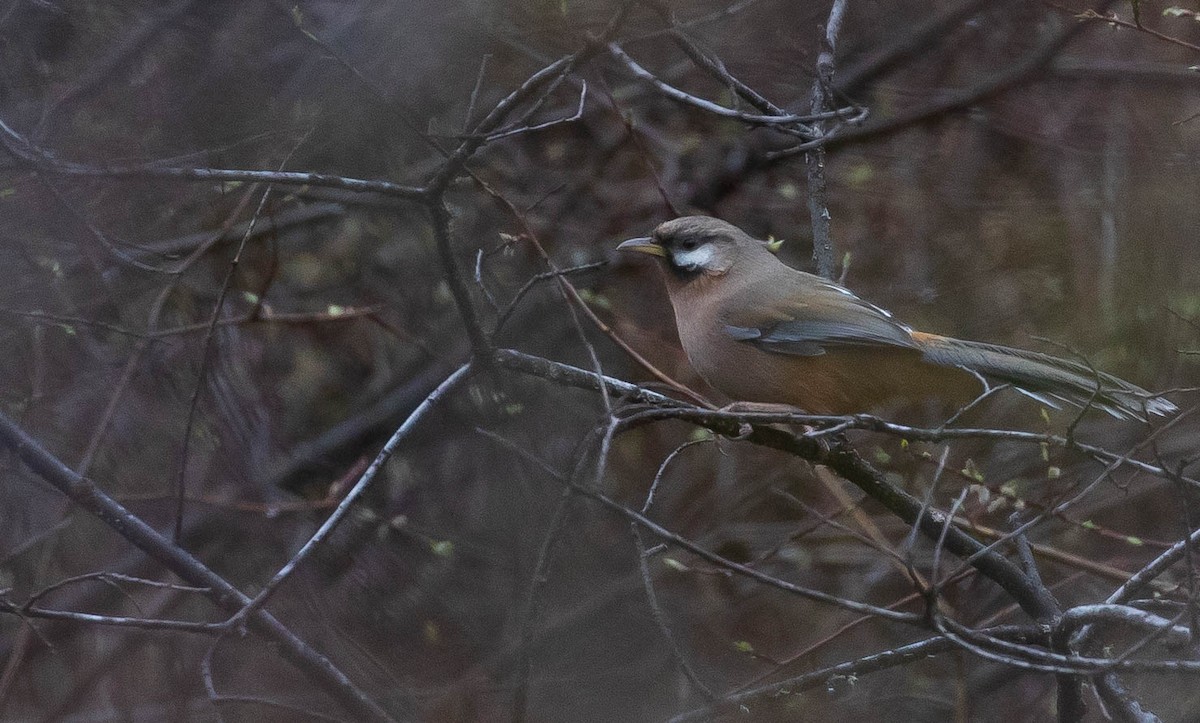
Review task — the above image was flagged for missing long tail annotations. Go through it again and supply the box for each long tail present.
[912,333,1177,420]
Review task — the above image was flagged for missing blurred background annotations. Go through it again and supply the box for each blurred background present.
[1,0,1198,720]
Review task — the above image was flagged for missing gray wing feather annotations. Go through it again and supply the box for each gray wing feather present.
[723,281,918,356]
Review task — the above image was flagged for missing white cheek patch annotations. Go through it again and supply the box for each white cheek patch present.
[672,244,716,270]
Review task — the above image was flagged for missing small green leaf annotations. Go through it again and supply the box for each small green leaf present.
[733,640,754,654]
[429,540,454,557]
[663,557,689,572]
[765,236,785,254]
[1163,6,1199,19]
[433,280,453,304]
[1126,536,1144,547]
[36,257,63,278]
[1081,520,1098,530]
[577,288,611,310]
[970,484,990,505]
[846,162,874,187]
[1046,466,1061,479]
[423,620,440,644]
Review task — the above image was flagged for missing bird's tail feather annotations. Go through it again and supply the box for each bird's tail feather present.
[915,334,1177,420]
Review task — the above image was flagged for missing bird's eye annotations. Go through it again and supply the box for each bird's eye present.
[680,240,698,251]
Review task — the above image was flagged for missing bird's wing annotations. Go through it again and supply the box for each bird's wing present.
[722,277,918,357]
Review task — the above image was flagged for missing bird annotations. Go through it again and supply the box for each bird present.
[617,216,1177,421]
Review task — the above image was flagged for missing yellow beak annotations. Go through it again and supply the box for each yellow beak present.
[616,237,666,258]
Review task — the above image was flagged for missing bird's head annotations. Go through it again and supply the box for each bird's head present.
[617,216,768,281]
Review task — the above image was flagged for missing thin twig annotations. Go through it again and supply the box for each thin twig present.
[225,364,471,628]
[0,411,398,722]
[805,0,850,279]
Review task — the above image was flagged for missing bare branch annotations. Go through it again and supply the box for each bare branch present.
[0,412,398,722]
[0,117,427,200]
[492,348,1065,624]
[608,43,865,131]
[805,0,850,279]
[226,364,472,627]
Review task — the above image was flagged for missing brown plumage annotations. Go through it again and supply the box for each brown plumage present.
[617,216,1177,420]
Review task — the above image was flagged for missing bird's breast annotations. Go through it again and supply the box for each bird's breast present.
[670,285,793,406]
